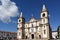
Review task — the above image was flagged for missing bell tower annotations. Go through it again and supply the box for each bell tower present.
[41,4,52,39]
[17,12,25,40]
[41,4,49,24]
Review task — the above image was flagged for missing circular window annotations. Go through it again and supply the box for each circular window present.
[43,13,45,17]
[19,20,21,22]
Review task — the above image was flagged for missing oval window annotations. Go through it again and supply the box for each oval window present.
[43,13,45,17]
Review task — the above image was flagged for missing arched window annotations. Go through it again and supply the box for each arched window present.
[32,24,33,27]
[39,35,41,39]
[44,30,46,34]
[39,24,40,26]
[26,25,27,28]
[26,36,27,39]
[31,34,34,39]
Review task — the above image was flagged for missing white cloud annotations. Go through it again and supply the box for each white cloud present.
[0,0,19,23]
[12,21,17,24]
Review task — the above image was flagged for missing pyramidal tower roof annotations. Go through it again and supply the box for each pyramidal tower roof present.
[42,4,47,11]
[20,12,23,17]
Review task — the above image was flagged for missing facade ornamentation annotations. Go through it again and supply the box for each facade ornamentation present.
[17,4,52,40]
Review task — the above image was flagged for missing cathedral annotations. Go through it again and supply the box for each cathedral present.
[17,4,52,40]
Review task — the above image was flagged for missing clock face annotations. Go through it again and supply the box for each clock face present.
[42,13,45,17]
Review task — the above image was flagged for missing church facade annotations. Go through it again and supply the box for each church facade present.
[17,4,52,40]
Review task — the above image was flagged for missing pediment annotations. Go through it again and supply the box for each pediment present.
[29,18,36,22]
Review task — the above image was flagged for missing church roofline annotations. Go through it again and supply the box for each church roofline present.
[25,19,41,24]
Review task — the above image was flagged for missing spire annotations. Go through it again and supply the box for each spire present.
[42,4,47,11]
[20,12,23,17]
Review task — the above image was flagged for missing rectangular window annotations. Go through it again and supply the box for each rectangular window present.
[19,32,20,35]
[44,26,45,28]
[32,29,34,32]
[44,30,46,34]
[43,19,45,24]
[32,24,33,27]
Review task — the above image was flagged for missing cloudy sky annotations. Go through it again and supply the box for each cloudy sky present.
[0,0,60,32]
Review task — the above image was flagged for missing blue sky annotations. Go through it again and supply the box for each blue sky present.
[0,0,60,32]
